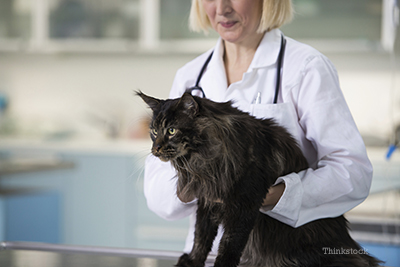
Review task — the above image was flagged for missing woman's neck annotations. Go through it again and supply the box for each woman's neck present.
[223,33,264,86]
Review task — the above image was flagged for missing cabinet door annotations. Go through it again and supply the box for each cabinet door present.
[5,192,61,243]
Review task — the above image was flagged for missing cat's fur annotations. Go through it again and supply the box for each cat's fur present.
[138,91,381,267]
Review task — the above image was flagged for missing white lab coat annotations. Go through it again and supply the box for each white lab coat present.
[143,29,373,254]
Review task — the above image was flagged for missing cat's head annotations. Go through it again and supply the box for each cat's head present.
[137,91,201,162]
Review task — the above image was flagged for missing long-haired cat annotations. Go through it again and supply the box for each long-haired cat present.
[137,91,381,267]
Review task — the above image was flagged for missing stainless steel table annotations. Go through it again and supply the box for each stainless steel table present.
[0,157,74,195]
[0,241,216,267]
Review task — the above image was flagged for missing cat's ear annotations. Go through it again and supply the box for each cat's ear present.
[180,92,199,117]
[136,91,160,111]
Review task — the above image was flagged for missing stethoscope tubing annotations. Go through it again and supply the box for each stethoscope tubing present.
[186,34,286,104]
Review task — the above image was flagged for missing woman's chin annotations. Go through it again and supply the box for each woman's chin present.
[219,32,241,43]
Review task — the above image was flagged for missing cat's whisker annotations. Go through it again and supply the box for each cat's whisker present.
[126,149,151,184]
[180,156,195,177]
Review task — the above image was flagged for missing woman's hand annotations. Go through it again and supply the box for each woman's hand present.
[263,183,285,207]
[178,183,285,206]
[211,183,286,206]
[176,185,196,203]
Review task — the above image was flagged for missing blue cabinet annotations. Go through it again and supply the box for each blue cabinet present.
[5,192,61,243]
[0,145,189,251]
[361,242,400,267]
[0,150,141,247]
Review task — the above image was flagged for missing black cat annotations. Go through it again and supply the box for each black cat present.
[138,91,381,267]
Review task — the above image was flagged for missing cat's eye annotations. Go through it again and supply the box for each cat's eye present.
[151,129,158,136]
[168,128,176,135]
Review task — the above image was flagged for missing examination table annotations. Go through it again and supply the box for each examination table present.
[0,241,216,267]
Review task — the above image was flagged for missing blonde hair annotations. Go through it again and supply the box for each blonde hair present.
[189,0,293,34]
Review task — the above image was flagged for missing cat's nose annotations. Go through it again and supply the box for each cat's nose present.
[155,144,161,152]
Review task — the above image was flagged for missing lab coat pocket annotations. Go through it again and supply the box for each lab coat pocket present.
[250,102,299,140]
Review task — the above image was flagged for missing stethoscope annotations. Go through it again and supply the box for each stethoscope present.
[185,35,287,104]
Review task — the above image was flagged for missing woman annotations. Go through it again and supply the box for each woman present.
[143,0,372,255]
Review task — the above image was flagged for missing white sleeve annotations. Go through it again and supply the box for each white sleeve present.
[143,68,197,221]
[262,55,373,227]
[144,155,197,221]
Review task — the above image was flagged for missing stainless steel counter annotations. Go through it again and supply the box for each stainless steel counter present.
[0,157,75,196]
[0,241,216,267]
[0,158,74,176]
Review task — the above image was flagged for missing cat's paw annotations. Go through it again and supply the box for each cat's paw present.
[175,253,203,267]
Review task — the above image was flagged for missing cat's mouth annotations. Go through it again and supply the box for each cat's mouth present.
[154,153,172,162]
[152,148,177,162]
[152,147,187,162]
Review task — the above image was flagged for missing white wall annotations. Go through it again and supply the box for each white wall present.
[0,50,398,142]
[0,53,196,139]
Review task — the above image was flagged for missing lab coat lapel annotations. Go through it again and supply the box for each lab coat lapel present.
[234,29,284,106]
[199,29,283,103]
[249,29,283,70]
[200,38,228,102]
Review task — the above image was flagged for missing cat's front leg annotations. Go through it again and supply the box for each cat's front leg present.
[176,200,219,267]
[214,210,258,267]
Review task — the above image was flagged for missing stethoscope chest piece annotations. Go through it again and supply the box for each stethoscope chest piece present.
[187,86,206,98]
